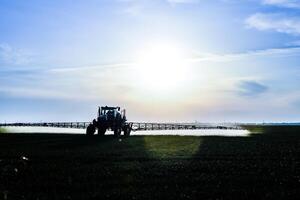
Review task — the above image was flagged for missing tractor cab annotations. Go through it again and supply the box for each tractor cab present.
[98,106,125,121]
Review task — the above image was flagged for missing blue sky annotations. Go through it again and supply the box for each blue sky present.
[0,0,300,123]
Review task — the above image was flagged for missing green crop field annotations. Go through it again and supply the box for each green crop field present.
[0,127,6,133]
[0,126,299,200]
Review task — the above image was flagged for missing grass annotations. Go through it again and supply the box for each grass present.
[0,127,299,200]
[0,127,6,133]
[144,136,202,158]
[244,124,300,135]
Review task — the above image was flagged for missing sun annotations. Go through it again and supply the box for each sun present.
[135,43,188,91]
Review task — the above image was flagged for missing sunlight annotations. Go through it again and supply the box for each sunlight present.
[143,136,202,159]
[135,43,188,91]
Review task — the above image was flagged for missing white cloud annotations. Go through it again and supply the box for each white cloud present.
[262,0,300,8]
[0,86,74,100]
[190,46,300,62]
[245,13,300,35]
[0,43,34,66]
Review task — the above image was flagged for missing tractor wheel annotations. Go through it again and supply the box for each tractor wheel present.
[123,126,131,137]
[114,127,121,137]
[98,127,106,136]
[86,124,95,136]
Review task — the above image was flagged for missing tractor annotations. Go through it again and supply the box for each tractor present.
[86,106,132,136]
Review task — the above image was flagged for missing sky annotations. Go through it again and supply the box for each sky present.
[0,0,300,123]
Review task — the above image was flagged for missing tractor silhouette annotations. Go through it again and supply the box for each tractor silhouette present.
[86,106,132,136]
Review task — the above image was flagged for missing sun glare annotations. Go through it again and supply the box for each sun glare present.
[135,44,188,91]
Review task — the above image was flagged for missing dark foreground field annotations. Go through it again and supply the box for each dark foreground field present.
[0,127,299,200]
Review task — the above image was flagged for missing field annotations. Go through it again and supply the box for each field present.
[0,126,299,200]
[0,128,6,134]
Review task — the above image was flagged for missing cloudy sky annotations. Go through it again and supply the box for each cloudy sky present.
[0,0,300,123]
